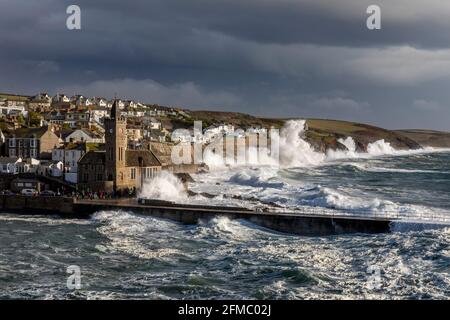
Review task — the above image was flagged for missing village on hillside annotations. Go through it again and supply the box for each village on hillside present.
[0,92,272,197]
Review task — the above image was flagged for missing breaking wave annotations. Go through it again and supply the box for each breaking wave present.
[139,171,187,202]
[200,119,449,172]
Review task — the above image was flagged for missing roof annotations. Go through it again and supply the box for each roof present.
[6,126,50,138]
[78,151,106,165]
[0,157,20,164]
[149,129,165,137]
[125,150,161,167]
[80,129,98,138]
[64,143,86,151]
[57,129,75,139]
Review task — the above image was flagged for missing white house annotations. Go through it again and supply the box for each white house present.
[37,160,63,177]
[0,157,22,174]
[32,93,52,103]
[204,124,235,143]
[171,129,194,143]
[92,97,108,108]
[53,93,70,103]
[64,129,104,144]
[89,107,108,123]
[108,99,125,109]
[52,144,86,173]
[143,117,161,130]
[16,158,40,174]
[0,98,27,116]
[70,95,84,103]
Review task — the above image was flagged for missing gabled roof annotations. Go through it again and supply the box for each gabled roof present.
[0,157,21,164]
[6,126,50,138]
[78,151,105,165]
[125,150,161,167]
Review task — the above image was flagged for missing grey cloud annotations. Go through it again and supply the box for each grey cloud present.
[57,78,242,110]
[0,0,450,130]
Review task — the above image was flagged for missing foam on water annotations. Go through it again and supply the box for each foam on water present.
[0,209,449,299]
[187,120,450,222]
[139,171,187,202]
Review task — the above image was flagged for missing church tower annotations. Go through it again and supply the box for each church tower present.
[105,100,127,192]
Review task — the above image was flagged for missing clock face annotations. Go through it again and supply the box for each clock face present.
[109,128,113,134]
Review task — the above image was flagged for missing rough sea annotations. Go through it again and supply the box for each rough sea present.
[1,121,449,299]
[1,151,449,299]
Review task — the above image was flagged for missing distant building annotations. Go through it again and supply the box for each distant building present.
[10,178,43,193]
[65,110,91,128]
[0,98,27,116]
[5,127,60,159]
[64,129,104,144]
[126,125,143,142]
[78,100,162,193]
[0,157,22,174]
[52,143,93,183]
[29,93,52,111]
[53,93,70,103]
[37,160,63,177]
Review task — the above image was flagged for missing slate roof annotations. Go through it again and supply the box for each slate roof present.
[0,157,20,164]
[125,150,161,167]
[78,151,106,165]
[6,127,50,138]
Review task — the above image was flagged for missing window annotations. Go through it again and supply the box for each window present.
[131,168,136,179]
[30,139,37,147]
[97,174,103,181]
[9,138,15,147]
[120,172,124,181]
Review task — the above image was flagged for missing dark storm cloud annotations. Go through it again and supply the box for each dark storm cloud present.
[1,0,450,130]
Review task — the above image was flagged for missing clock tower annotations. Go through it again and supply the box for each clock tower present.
[105,99,127,192]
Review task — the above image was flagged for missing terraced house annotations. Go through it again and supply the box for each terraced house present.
[5,127,60,160]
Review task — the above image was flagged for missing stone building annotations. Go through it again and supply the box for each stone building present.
[77,100,162,193]
[5,126,60,159]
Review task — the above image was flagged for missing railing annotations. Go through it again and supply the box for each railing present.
[74,197,450,225]
[279,206,450,225]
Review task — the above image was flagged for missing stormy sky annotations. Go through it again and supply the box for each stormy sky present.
[1,0,450,130]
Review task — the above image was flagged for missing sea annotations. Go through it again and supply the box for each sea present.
[0,121,449,299]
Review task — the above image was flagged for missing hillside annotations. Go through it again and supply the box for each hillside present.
[305,119,421,152]
[394,129,450,148]
[188,110,285,129]
[185,111,425,151]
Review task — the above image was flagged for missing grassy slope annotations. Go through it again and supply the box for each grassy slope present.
[394,129,450,148]
[186,110,426,151]
[189,110,285,129]
[305,119,422,152]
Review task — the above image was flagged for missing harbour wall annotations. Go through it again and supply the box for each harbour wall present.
[0,195,391,236]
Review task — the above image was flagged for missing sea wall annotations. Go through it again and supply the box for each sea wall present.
[0,195,391,235]
[0,195,77,216]
[74,201,391,236]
